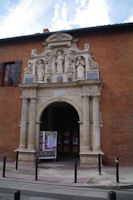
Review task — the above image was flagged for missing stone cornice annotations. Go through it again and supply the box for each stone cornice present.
[19,79,102,89]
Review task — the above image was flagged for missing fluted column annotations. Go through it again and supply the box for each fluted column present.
[92,95,101,151]
[27,97,37,150]
[19,97,28,149]
[82,94,91,151]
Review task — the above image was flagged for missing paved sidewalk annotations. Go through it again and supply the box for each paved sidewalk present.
[0,160,133,187]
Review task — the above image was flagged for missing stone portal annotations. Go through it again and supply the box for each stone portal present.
[17,32,103,166]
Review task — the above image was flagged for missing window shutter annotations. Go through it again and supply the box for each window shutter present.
[0,62,4,86]
[14,60,22,86]
[0,62,3,73]
[15,60,22,72]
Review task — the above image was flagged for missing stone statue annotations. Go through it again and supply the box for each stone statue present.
[75,56,85,79]
[36,59,45,82]
[56,51,64,73]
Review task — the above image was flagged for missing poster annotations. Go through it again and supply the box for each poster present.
[39,131,57,159]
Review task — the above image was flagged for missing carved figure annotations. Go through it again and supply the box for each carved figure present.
[36,59,45,82]
[24,62,33,75]
[47,66,52,73]
[31,49,37,56]
[67,67,73,81]
[46,75,51,82]
[56,51,64,73]
[67,53,74,67]
[75,56,85,79]
[84,43,89,51]
[89,57,99,70]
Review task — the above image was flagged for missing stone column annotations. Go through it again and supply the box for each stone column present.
[92,95,101,151]
[82,94,91,151]
[27,97,37,150]
[19,97,28,149]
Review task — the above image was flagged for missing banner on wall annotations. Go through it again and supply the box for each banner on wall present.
[39,131,57,159]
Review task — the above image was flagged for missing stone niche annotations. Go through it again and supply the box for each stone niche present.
[18,32,103,166]
[24,32,99,84]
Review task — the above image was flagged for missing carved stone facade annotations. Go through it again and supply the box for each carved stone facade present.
[24,33,99,84]
[18,33,103,166]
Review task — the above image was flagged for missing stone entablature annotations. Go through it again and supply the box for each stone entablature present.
[24,33,99,84]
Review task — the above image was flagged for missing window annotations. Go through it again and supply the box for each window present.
[0,61,22,87]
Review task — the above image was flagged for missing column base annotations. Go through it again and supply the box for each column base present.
[15,148,36,164]
[80,151,104,167]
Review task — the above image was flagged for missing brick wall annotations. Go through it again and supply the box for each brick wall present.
[77,30,133,165]
[0,29,133,165]
[0,40,43,161]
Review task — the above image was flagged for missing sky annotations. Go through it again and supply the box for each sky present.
[0,0,133,39]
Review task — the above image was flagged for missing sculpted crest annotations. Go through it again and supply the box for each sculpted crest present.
[24,32,99,83]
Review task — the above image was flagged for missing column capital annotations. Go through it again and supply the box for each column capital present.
[91,93,100,97]
[92,93,101,101]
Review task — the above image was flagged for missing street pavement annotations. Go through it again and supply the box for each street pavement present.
[0,160,133,199]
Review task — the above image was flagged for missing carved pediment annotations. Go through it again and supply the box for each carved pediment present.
[45,32,73,43]
[24,32,99,84]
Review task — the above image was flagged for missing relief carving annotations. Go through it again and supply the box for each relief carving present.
[84,43,89,51]
[89,57,99,70]
[67,67,73,82]
[31,49,38,56]
[24,62,33,75]
[24,32,99,83]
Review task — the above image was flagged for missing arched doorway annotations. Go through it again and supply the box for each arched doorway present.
[39,102,79,160]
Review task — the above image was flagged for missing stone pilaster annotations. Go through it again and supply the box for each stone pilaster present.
[82,94,91,151]
[92,94,101,151]
[27,97,37,150]
[19,97,28,149]
[78,121,83,152]
[35,121,41,152]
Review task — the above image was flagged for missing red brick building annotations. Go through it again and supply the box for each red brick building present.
[0,22,133,165]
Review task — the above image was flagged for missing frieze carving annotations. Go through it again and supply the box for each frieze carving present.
[24,32,99,84]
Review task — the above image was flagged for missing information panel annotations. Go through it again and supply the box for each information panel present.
[39,131,57,159]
